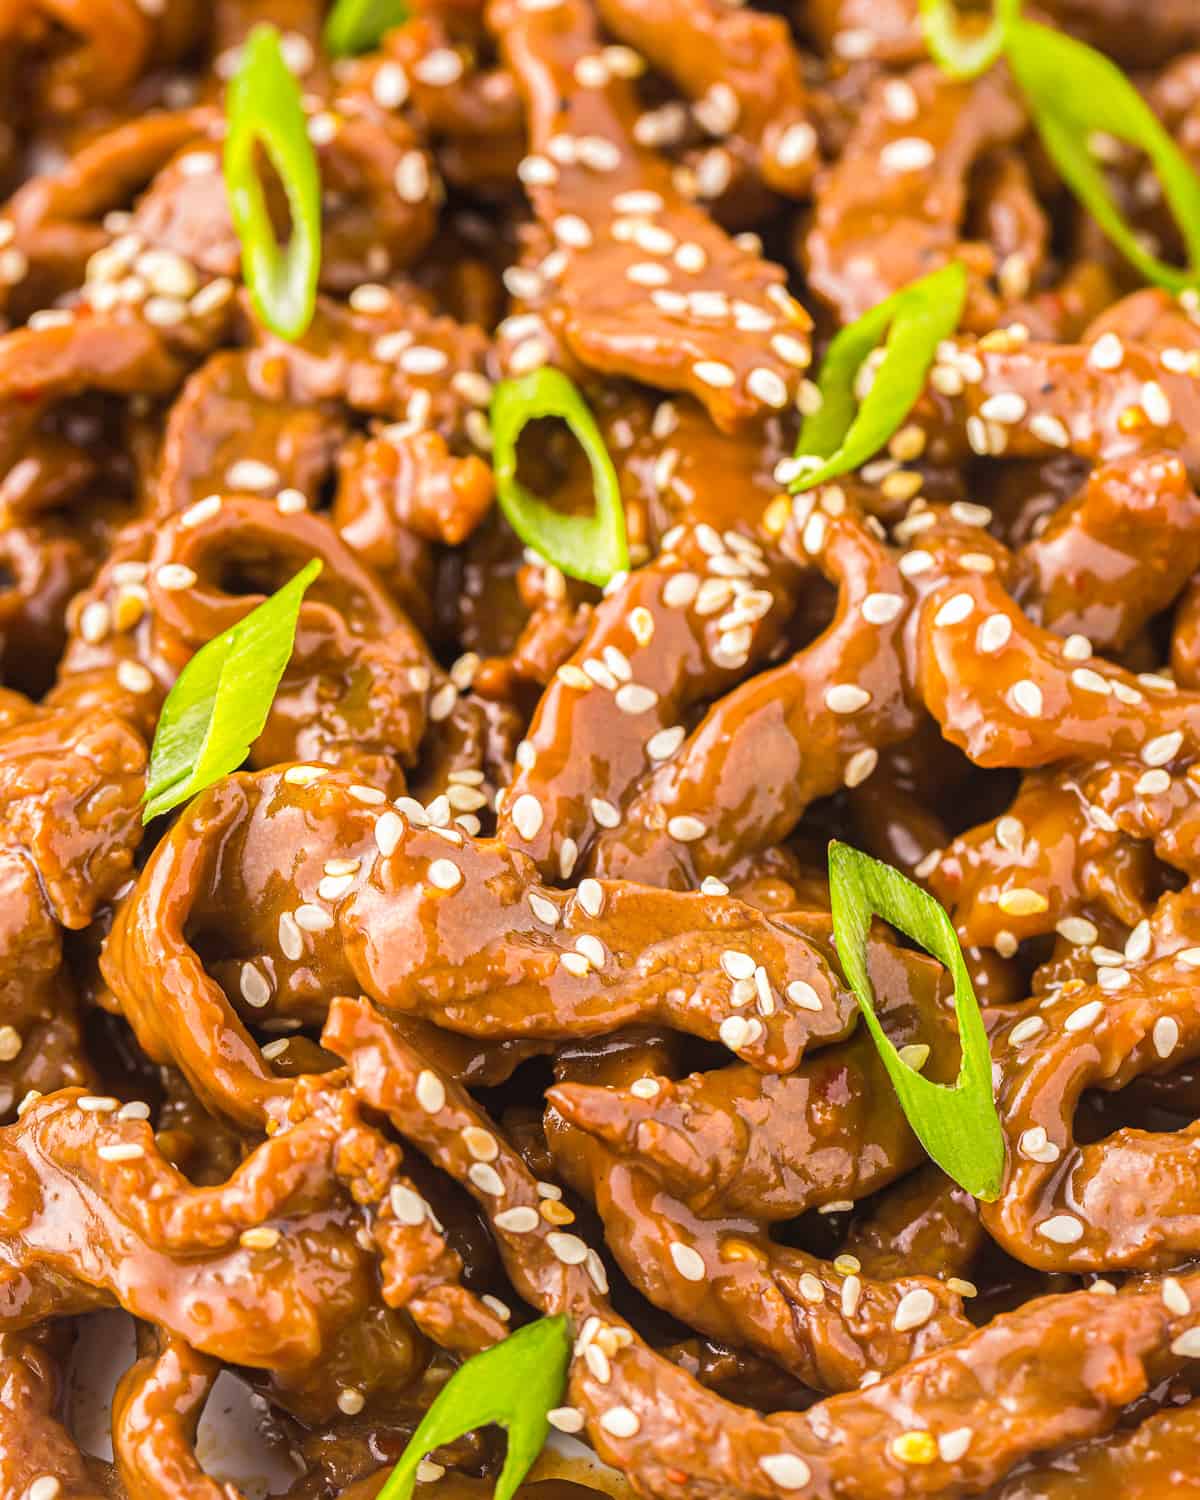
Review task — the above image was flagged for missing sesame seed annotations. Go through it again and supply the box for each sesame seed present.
[669,1242,706,1280]
[240,1226,281,1250]
[240,964,271,1009]
[997,888,1048,916]
[1088,332,1124,369]
[891,1431,938,1465]
[1163,1278,1191,1316]
[548,1231,589,1264]
[1019,1126,1060,1164]
[747,367,789,408]
[226,459,279,491]
[1142,731,1182,767]
[468,1162,505,1196]
[576,934,606,969]
[693,360,736,389]
[600,1406,640,1438]
[560,839,579,879]
[494,1206,540,1233]
[1008,680,1044,718]
[630,1077,660,1100]
[721,949,756,981]
[938,1429,973,1463]
[529,893,560,926]
[1142,381,1172,426]
[548,1406,585,1433]
[616,683,658,714]
[463,1126,499,1162]
[511,794,544,841]
[893,1287,936,1331]
[337,1388,365,1416]
[414,47,463,85]
[295,903,333,932]
[881,137,935,172]
[977,614,1012,653]
[1010,1015,1046,1045]
[1057,917,1098,945]
[27,1480,61,1500]
[372,62,409,108]
[591,797,621,829]
[862,592,905,625]
[1170,1327,1200,1358]
[1030,412,1070,447]
[278,912,303,962]
[718,1016,751,1051]
[390,1184,427,1225]
[825,684,871,714]
[1037,1214,1084,1244]
[787,980,822,1011]
[979,392,1027,424]
[667,815,706,841]
[934,592,975,628]
[416,1070,445,1113]
[428,859,463,891]
[759,1454,811,1489]
[1065,999,1103,1032]
[98,1143,145,1163]
[1154,1016,1180,1058]
[844,748,878,787]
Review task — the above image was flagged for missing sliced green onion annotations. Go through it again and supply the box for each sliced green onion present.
[827,842,1005,1200]
[1007,19,1200,293]
[223,24,322,340]
[490,368,629,587]
[143,560,321,822]
[377,1316,572,1500]
[791,261,967,494]
[324,0,408,57]
[919,0,1020,80]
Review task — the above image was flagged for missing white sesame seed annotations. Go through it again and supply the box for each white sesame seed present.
[1019,1126,1060,1164]
[979,392,1027,425]
[226,459,279,491]
[98,1143,145,1163]
[428,859,463,891]
[468,1162,505,1196]
[548,1406,585,1433]
[295,904,333,932]
[893,1287,936,1332]
[934,592,975,628]
[591,797,621,829]
[718,1016,751,1051]
[529,893,560,927]
[495,1206,540,1233]
[1163,1278,1191,1316]
[667,815,707,842]
[615,683,658,714]
[27,1479,62,1500]
[416,1070,445,1113]
[1142,731,1182,767]
[1008,680,1044,718]
[600,1406,640,1438]
[669,1242,706,1280]
[1088,332,1124,369]
[573,880,603,920]
[278,912,303,962]
[1010,1015,1046,1045]
[938,1429,973,1463]
[1154,1016,1180,1058]
[576,934,606,969]
[1142,381,1172,426]
[414,48,463,85]
[548,1231,590,1264]
[1057,917,1098,945]
[240,964,271,1009]
[825,684,871,715]
[977,614,1012,653]
[1030,412,1070,447]
[862,592,904,625]
[844,748,878,788]
[1037,1214,1084,1244]
[372,62,409,108]
[693,360,736,389]
[156,563,197,592]
[511,794,545,841]
[391,1185,427,1225]
[630,1078,660,1100]
[759,1454,812,1490]
[881,137,936,172]
[1170,1327,1200,1357]
[1065,999,1103,1032]
[787,980,822,1011]
[747,367,789,409]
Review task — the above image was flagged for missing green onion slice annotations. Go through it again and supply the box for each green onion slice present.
[1007,19,1200,293]
[919,0,1020,80]
[490,368,629,587]
[827,842,1005,1200]
[377,1315,572,1500]
[790,261,967,494]
[222,24,322,340]
[324,0,408,58]
[143,559,321,822]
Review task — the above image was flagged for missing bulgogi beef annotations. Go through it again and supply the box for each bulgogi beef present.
[1,0,1200,1496]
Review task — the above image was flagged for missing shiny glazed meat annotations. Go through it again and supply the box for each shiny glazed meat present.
[2,1,1200,1498]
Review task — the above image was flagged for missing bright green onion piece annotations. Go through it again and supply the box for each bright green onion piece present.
[223,24,322,340]
[490,368,629,587]
[376,1316,572,1500]
[919,0,1020,80]
[790,260,967,494]
[324,0,408,57]
[827,842,1006,1201]
[142,559,322,822]
[1007,19,1200,293]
